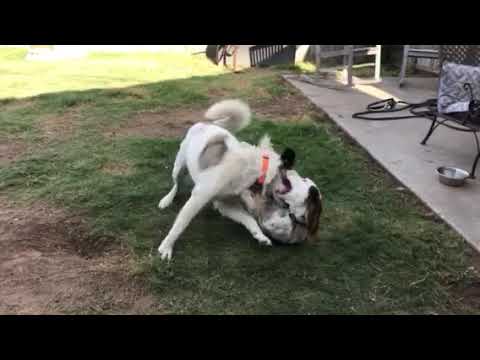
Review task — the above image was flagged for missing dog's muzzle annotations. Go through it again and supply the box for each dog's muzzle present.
[289,213,307,226]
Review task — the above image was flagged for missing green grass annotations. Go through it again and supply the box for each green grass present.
[0,50,229,99]
[0,47,478,314]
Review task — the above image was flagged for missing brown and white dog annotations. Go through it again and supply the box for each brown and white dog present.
[158,99,322,260]
[240,169,323,245]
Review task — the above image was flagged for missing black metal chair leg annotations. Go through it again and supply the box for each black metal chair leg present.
[470,152,480,179]
[470,132,480,178]
[421,116,438,145]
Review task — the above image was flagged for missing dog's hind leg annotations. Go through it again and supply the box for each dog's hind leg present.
[213,200,272,246]
[159,139,187,210]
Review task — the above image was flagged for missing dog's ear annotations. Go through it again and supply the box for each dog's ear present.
[281,148,296,169]
[305,186,322,237]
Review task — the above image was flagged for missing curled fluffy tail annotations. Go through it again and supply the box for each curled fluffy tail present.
[205,99,251,133]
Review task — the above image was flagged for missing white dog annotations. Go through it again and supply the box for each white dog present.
[158,99,322,260]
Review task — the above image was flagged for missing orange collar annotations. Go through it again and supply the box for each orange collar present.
[256,154,270,185]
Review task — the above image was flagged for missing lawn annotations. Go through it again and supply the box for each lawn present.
[0,47,479,314]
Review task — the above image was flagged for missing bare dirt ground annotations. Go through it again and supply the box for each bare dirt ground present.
[451,252,480,310]
[38,111,79,142]
[0,197,163,314]
[0,106,83,167]
[100,161,134,176]
[0,139,27,166]
[251,93,324,123]
[106,89,321,140]
[108,108,204,139]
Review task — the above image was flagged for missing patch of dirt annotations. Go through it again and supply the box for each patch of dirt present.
[118,87,151,99]
[468,249,480,272]
[451,273,480,310]
[0,197,163,314]
[206,76,264,98]
[448,248,480,311]
[106,108,205,139]
[252,92,325,123]
[207,88,230,98]
[108,94,327,140]
[104,76,328,139]
[101,161,134,176]
[0,111,81,167]
[0,139,27,166]
[456,282,480,308]
[2,100,35,112]
[37,107,83,141]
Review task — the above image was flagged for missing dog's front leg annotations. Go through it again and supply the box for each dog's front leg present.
[158,186,216,260]
[214,200,272,246]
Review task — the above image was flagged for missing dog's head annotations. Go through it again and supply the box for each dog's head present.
[271,148,323,238]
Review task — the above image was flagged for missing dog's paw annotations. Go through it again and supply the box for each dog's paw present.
[256,234,272,247]
[158,244,173,261]
[158,186,177,210]
[158,197,172,210]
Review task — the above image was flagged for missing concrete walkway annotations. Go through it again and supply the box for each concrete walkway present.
[285,75,480,252]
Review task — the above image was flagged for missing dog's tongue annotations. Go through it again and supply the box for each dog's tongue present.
[277,178,291,194]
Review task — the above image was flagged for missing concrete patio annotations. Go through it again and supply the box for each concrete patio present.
[285,75,480,252]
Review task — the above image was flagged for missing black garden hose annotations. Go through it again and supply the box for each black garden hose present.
[352,97,480,132]
[352,98,438,121]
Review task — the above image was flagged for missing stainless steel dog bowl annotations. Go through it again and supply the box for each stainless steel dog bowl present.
[437,166,470,187]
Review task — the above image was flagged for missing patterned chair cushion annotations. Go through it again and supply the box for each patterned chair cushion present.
[438,61,480,114]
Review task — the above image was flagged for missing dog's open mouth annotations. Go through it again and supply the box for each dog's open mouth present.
[277,176,292,195]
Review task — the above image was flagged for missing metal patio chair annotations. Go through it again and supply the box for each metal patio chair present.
[421,45,480,178]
